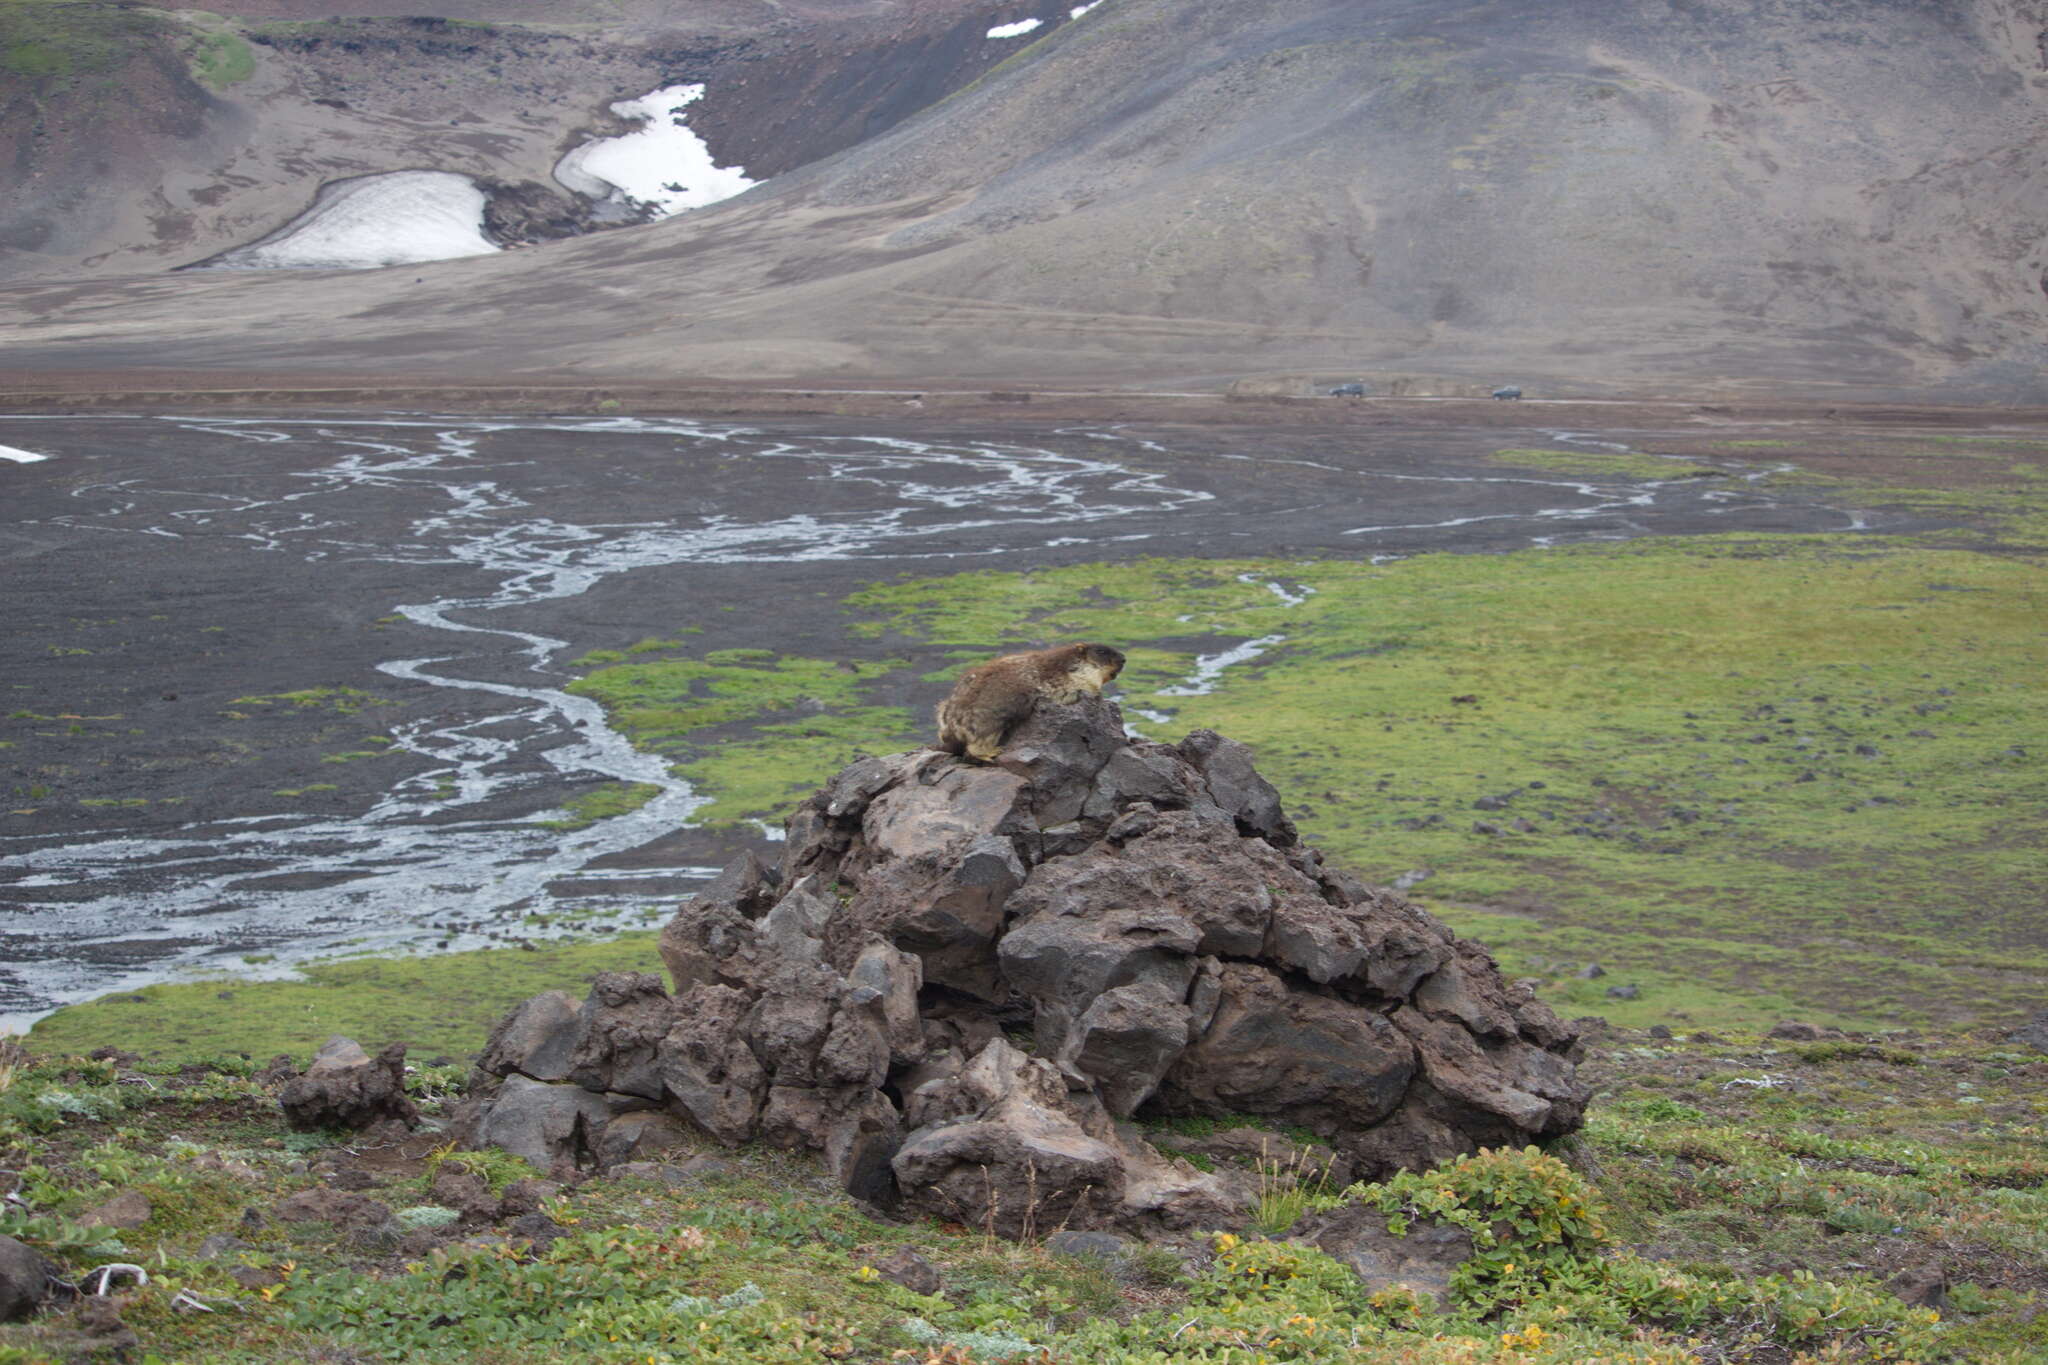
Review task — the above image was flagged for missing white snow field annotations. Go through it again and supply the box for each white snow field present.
[553,84,757,219]
[986,17,1044,38]
[0,445,51,464]
[203,171,499,270]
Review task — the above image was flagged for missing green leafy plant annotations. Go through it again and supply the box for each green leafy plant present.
[1252,1141,1337,1235]
[423,1143,538,1194]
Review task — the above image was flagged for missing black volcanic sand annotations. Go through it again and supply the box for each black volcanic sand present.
[0,410,1936,1019]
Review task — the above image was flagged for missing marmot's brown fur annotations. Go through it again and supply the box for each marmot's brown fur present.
[935,642,1126,761]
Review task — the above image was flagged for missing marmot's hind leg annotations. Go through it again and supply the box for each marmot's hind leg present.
[936,696,1011,763]
[959,724,1005,762]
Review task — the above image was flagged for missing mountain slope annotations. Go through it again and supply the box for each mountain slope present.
[0,0,1034,281]
[4,0,2045,398]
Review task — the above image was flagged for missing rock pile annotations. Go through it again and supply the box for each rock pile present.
[459,697,1587,1235]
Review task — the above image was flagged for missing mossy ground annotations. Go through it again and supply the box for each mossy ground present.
[561,428,2047,1031]
[0,2,168,83]
[1488,448,1722,480]
[27,935,660,1065]
[565,647,919,828]
[1,1024,2035,1363]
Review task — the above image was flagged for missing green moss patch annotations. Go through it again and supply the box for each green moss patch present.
[567,646,918,829]
[541,780,665,831]
[187,28,252,87]
[845,538,2045,1028]
[1489,448,1723,480]
[229,686,390,714]
[28,933,662,1064]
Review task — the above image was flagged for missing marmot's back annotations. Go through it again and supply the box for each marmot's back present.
[935,642,1125,761]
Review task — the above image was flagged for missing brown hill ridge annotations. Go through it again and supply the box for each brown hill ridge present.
[3,0,2045,398]
[449,698,1587,1233]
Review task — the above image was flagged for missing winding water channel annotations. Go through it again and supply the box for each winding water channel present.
[0,413,1878,1026]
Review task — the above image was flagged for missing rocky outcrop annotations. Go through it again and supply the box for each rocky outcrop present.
[278,1037,420,1132]
[459,697,1586,1236]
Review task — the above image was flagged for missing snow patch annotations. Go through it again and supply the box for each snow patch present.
[1069,1,1101,15]
[0,445,51,464]
[201,171,498,271]
[987,17,1043,38]
[554,84,756,220]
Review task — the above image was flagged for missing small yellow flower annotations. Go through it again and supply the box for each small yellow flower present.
[853,1264,881,1282]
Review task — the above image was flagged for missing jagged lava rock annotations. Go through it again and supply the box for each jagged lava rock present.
[278,1037,421,1132]
[461,696,1588,1235]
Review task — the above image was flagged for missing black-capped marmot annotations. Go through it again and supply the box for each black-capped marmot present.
[935,642,1126,761]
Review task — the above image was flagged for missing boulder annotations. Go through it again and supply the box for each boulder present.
[463,694,1585,1238]
[567,973,677,1100]
[1178,729,1297,847]
[277,1037,420,1132]
[657,984,768,1144]
[0,1236,48,1322]
[1887,1263,1950,1311]
[999,901,1199,1098]
[1290,1204,1474,1305]
[476,991,582,1083]
[463,1074,612,1170]
[1045,1229,1134,1265]
[1391,1008,1587,1146]
[860,761,1029,865]
[2007,1009,2048,1054]
[876,1246,942,1296]
[893,1042,1125,1237]
[1159,962,1417,1137]
[995,696,1125,828]
[595,1110,700,1169]
[831,837,1025,999]
[1066,981,1193,1117]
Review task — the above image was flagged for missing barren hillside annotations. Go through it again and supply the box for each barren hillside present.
[4,0,2045,397]
[0,0,1036,280]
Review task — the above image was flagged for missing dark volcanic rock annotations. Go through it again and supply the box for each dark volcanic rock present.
[2007,1009,2048,1055]
[1290,1204,1474,1305]
[876,1246,942,1297]
[0,1236,48,1322]
[479,179,604,248]
[477,990,582,1082]
[278,1037,421,1132]
[461,696,1586,1236]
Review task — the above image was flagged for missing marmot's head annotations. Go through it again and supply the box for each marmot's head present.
[1078,643,1126,680]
